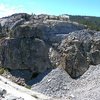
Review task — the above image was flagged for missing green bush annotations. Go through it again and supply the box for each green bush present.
[70,15,100,31]
[25,85,31,89]
[0,67,4,75]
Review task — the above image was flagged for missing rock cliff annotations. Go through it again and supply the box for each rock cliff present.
[0,13,100,100]
[0,13,85,75]
[0,13,100,81]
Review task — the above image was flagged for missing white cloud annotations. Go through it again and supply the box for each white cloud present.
[0,4,24,18]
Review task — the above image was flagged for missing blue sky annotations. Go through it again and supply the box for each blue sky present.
[0,0,100,18]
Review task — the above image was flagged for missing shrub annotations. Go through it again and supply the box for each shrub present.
[0,67,4,75]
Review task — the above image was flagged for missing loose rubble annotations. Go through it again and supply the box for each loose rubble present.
[32,68,73,97]
[32,64,100,100]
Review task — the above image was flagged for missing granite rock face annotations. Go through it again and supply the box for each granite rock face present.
[34,20,86,42]
[9,24,43,39]
[0,13,100,79]
[0,13,85,74]
[49,30,100,78]
[0,38,51,72]
[0,13,100,100]
[0,24,2,33]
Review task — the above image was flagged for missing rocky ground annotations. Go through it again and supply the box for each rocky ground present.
[0,13,100,100]
[1,64,100,100]
[32,64,100,100]
[0,75,51,100]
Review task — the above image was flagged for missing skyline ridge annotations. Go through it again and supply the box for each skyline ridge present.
[0,0,100,18]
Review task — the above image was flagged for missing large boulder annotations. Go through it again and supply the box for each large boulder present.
[58,30,94,78]
[0,38,52,73]
[49,30,100,78]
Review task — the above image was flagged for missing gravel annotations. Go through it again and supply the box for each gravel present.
[32,67,73,98]
[32,64,100,100]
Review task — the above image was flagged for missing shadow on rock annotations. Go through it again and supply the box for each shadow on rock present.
[27,69,52,86]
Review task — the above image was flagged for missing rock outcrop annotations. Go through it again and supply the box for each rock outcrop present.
[0,24,2,33]
[0,13,100,100]
[49,30,100,78]
[0,13,100,80]
[0,13,30,34]
[0,38,51,72]
[0,13,85,74]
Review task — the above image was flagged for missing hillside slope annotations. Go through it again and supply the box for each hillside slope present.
[70,15,100,31]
